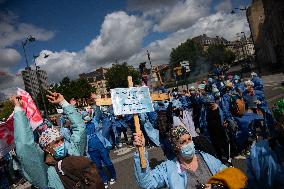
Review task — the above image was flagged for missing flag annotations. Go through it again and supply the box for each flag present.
[17,88,43,130]
[0,89,43,157]
[0,114,15,157]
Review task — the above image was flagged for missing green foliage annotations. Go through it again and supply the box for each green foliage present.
[50,77,96,102]
[36,91,57,116]
[0,100,14,120]
[105,62,140,89]
[169,39,203,68]
[206,44,236,65]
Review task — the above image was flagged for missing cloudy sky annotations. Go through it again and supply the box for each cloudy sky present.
[0,0,251,99]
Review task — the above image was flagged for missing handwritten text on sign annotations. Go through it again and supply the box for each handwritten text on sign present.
[111,87,154,115]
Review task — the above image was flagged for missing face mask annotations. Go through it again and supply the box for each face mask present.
[215,92,220,97]
[180,142,195,159]
[53,143,66,159]
[172,92,178,97]
[163,101,169,108]
[234,80,239,83]
[84,116,91,122]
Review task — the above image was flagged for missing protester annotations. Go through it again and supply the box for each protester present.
[83,111,116,189]
[10,91,104,189]
[247,99,284,189]
[207,167,247,189]
[204,95,229,162]
[133,125,226,189]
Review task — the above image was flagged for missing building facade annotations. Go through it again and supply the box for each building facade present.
[227,37,255,62]
[247,0,284,73]
[192,34,229,51]
[21,66,49,99]
[79,67,109,96]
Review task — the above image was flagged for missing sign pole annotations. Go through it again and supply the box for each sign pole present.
[127,76,147,169]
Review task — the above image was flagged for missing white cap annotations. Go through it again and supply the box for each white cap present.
[245,80,254,86]
[251,72,257,77]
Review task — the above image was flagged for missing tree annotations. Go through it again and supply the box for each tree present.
[0,100,13,120]
[105,62,140,89]
[50,77,96,106]
[206,44,236,65]
[169,39,203,68]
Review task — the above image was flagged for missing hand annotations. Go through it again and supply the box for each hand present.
[133,132,145,147]
[91,93,97,101]
[223,120,228,128]
[9,96,23,107]
[69,98,77,106]
[46,90,65,104]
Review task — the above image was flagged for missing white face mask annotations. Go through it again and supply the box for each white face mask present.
[180,142,195,160]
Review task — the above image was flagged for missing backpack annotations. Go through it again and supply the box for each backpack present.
[56,156,104,189]
[230,95,245,116]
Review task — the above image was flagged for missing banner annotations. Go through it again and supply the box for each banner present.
[0,89,43,157]
[17,88,43,131]
[0,114,15,157]
[111,86,154,115]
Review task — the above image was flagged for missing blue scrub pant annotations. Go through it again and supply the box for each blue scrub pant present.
[88,137,116,183]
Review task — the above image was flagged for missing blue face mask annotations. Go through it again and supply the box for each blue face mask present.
[180,142,195,159]
[215,92,221,97]
[53,144,66,159]
[84,116,91,122]
[172,92,178,97]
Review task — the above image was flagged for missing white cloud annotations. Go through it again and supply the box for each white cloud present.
[0,71,24,99]
[127,0,177,12]
[37,11,249,85]
[0,11,55,99]
[153,0,211,32]
[35,50,88,83]
[84,11,151,67]
[128,12,249,65]
[34,11,151,84]
[128,0,212,33]
[215,0,232,13]
[0,48,21,71]
[0,12,55,48]
[127,0,178,22]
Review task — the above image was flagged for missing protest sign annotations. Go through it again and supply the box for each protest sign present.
[17,88,43,131]
[111,86,154,115]
[0,89,43,157]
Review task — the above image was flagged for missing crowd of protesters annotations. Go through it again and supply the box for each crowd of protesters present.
[1,64,284,189]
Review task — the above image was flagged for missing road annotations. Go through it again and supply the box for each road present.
[108,73,284,189]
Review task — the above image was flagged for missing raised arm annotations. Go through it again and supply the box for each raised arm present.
[11,96,48,188]
[46,91,86,156]
[133,133,168,189]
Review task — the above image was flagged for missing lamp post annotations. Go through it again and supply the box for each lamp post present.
[33,53,49,118]
[22,35,35,68]
[146,50,154,91]
[22,35,37,101]
[146,50,153,70]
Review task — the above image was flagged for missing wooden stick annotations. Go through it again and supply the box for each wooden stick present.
[128,76,147,169]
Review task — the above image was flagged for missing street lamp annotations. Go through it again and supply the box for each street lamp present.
[22,35,36,68]
[146,50,153,69]
[33,53,49,118]
[22,35,37,102]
